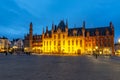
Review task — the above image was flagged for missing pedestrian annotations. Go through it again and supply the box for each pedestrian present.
[5,51,8,56]
[95,54,97,59]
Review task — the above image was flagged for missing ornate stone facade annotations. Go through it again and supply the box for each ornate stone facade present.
[24,20,114,55]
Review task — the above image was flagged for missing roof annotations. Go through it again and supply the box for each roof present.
[44,21,113,37]
[85,26,113,36]
[68,28,82,36]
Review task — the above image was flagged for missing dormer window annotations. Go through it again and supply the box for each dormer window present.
[87,31,90,37]
[106,29,109,35]
[58,34,60,39]
[95,29,99,36]
[73,30,77,36]
[57,28,61,33]
[47,33,49,37]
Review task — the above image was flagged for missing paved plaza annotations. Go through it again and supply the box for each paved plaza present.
[0,54,120,80]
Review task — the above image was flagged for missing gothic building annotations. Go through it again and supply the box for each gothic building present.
[24,22,42,53]
[24,20,114,55]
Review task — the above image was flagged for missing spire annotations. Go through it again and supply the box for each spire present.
[55,25,57,30]
[52,21,54,30]
[83,21,85,28]
[29,22,33,52]
[29,22,33,34]
[66,19,68,28]
[46,26,48,32]
[42,27,44,34]
[30,22,33,29]
[110,21,113,28]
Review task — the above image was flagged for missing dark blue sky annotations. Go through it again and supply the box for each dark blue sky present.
[0,0,120,42]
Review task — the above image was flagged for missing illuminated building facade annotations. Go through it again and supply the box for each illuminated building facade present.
[24,22,42,53]
[0,37,10,53]
[10,39,24,53]
[24,20,114,55]
[115,38,120,56]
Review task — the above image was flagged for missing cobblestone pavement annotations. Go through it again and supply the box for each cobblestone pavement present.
[0,54,120,80]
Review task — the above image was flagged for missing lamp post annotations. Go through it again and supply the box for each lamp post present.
[95,46,98,59]
[118,38,120,44]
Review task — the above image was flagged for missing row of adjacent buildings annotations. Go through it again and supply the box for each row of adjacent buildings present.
[0,37,10,52]
[24,20,115,55]
[0,37,24,53]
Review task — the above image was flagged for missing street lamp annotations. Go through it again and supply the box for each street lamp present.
[95,46,99,55]
[95,46,98,50]
[94,46,98,59]
[118,38,120,44]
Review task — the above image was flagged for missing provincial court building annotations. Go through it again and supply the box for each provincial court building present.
[24,20,114,55]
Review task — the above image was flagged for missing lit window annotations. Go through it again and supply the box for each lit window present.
[47,41,48,46]
[63,41,65,45]
[54,41,56,46]
[58,41,61,46]
[44,41,45,46]
[80,40,82,47]
[68,40,70,46]
[76,40,78,45]
[50,41,51,45]
[72,47,74,51]
[72,40,74,45]
[58,34,60,39]
[89,44,91,47]
[63,35,65,39]
[54,35,56,39]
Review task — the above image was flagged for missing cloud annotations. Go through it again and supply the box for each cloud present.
[0,0,120,41]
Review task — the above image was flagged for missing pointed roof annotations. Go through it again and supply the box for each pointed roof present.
[57,20,66,31]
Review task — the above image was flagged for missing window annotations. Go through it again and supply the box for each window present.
[54,41,56,46]
[89,44,91,47]
[63,35,65,39]
[50,41,51,45]
[63,41,65,45]
[47,41,48,46]
[44,41,45,46]
[80,40,82,47]
[76,40,78,46]
[73,30,77,36]
[72,40,74,45]
[58,41,61,46]
[54,35,56,39]
[58,34,60,39]
[72,47,74,52]
[68,40,70,46]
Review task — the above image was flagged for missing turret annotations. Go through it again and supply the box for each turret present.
[110,21,113,28]
[29,22,33,52]
[46,26,48,33]
[66,19,68,28]
[52,22,54,33]
[82,21,85,28]
[82,21,85,37]
[110,22,114,35]
[42,27,44,34]
[109,22,115,55]
[29,22,33,34]
[65,19,68,32]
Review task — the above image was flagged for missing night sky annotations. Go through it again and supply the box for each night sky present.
[0,0,120,42]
